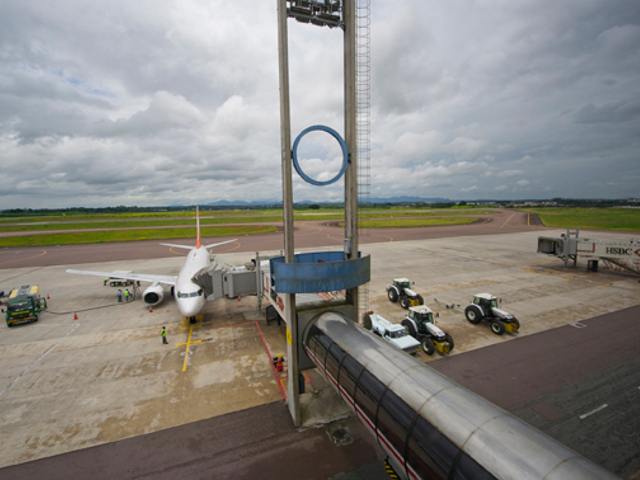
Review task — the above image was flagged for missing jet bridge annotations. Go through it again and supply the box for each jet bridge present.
[538,229,640,276]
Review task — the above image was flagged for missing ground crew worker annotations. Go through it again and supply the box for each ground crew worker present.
[117,289,122,302]
[161,326,168,345]
[124,289,130,302]
[104,278,109,286]
[273,354,284,372]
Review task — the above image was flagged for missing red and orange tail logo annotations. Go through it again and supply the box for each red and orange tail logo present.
[196,206,201,249]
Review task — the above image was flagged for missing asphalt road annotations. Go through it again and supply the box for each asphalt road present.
[430,305,640,479]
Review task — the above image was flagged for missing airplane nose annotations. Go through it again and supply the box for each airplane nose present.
[178,299,204,318]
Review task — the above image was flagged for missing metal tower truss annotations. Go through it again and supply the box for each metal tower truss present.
[356,0,371,317]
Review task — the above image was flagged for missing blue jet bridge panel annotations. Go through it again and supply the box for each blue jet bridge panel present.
[270,251,370,294]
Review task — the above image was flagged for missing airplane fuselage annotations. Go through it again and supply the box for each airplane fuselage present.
[174,246,210,318]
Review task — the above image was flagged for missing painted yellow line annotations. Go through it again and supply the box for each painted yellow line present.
[527,213,530,226]
[177,340,202,346]
[181,325,202,330]
[182,325,193,372]
[501,212,516,228]
[0,249,47,267]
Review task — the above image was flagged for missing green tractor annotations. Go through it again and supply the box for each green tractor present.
[464,293,520,335]
[386,278,424,309]
[401,306,454,356]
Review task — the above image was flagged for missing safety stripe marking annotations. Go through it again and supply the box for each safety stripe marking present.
[580,404,608,420]
[182,325,194,372]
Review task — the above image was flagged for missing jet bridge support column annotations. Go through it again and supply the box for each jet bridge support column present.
[277,0,300,426]
[276,0,364,427]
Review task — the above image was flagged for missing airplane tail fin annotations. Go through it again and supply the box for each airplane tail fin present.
[196,206,201,249]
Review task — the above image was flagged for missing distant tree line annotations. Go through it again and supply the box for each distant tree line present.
[1,198,637,217]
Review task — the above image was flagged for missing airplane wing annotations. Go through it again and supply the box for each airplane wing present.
[159,243,194,250]
[66,269,177,286]
[159,238,237,251]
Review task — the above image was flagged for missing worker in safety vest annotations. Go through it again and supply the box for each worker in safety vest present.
[161,326,168,345]
[124,289,130,302]
[104,278,109,286]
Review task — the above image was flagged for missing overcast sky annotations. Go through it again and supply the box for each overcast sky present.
[1,1,639,208]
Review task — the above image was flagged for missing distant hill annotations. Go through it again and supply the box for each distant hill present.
[366,196,450,204]
[203,197,451,207]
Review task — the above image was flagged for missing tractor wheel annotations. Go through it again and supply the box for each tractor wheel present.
[445,333,454,351]
[400,297,410,309]
[421,338,436,356]
[490,320,506,335]
[401,319,417,338]
[465,305,483,324]
[417,295,424,305]
[34,315,39,323]
[171,286,175,296]
[388,288,398,303]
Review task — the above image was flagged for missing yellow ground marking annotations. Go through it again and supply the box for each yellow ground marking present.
[177,340,202,346]
[279,371,311,392]
[501,212,516,228]
[600,283,611,287]
[0,249,47,267]
[182,325,195,372]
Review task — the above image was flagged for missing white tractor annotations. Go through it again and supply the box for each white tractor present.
[401,306,454,356]
[464,293,520,335]
[386,278,424,309]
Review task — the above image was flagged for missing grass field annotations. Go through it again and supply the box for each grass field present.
[522,207,640,232]
[0,206,501,246]
[0,225,276,247]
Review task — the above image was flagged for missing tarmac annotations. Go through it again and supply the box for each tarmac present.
[0,223,638,478]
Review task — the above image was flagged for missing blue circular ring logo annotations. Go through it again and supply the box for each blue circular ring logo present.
[292,125,349,186]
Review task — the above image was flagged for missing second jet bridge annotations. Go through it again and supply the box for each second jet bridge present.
[192,261,261,300]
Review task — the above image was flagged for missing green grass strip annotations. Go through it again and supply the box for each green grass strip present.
[0,225,276,247]
[521,208,640,232]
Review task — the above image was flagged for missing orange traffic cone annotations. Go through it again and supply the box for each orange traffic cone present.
[47,295,50,300]
[73,312,78,320]
[149,306,153,313]
[237,296,241,302]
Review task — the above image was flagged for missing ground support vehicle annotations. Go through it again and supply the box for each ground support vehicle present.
[386,278,424,309]
[363,312,420,354]
[464,293,520,335]
[108,271,135,287]
[5,285,47,326]
[401,306,454,356]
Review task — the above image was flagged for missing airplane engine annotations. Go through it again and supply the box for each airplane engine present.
[142,284,164,306]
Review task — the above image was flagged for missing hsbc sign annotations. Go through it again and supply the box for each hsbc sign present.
[579,241,640,259]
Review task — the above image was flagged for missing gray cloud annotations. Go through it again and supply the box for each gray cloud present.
[0,0,639,208]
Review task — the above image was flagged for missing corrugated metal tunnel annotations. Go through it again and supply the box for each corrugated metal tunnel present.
[302,311,619,480]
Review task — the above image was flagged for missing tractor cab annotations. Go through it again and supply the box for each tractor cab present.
[473,293,499,312]
[393,278,412,290]
[408,305,437,325]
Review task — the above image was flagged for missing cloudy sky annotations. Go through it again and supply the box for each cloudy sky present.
[1,0,639,208]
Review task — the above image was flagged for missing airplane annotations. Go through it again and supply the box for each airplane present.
[66,207,236,322]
